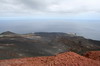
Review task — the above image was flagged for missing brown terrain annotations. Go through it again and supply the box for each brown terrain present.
[84,51,100,61]
[0,31,100,66]
[0,51,100,66]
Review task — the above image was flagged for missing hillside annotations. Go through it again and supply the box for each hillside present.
[84,51,100,61]
[0,51,100,66]
[0,31,100,59]
[0,31,17,35]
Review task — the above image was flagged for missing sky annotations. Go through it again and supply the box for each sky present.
[0,0,100,19]
[0,0,100,40]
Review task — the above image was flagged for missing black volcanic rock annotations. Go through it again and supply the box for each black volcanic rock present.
[34,32,76,40]
[0,31,100,60]
[34,32,69,37]
[0,31,17,35]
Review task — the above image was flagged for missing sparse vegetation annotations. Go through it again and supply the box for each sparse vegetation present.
[0,31,100,60]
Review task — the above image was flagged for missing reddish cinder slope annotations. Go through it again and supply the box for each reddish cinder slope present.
[84,51,100,61]
[0,52,100,66]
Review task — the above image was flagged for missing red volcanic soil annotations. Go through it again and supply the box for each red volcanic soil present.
[0,52,100,66]
[84,51,100,61]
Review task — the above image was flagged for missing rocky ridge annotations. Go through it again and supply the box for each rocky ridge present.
[0,51,100,66]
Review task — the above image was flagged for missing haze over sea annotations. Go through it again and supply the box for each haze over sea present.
[0,19,100,40]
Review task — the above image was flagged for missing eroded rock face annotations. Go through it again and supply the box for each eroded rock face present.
[84,51,100,61]
[0,52,100,66]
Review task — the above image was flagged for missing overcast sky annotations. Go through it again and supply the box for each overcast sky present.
[0,0,100,19]
[0,0,100,40]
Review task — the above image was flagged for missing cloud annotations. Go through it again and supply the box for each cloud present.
[0,0,100,16]
[48,0,100,13]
